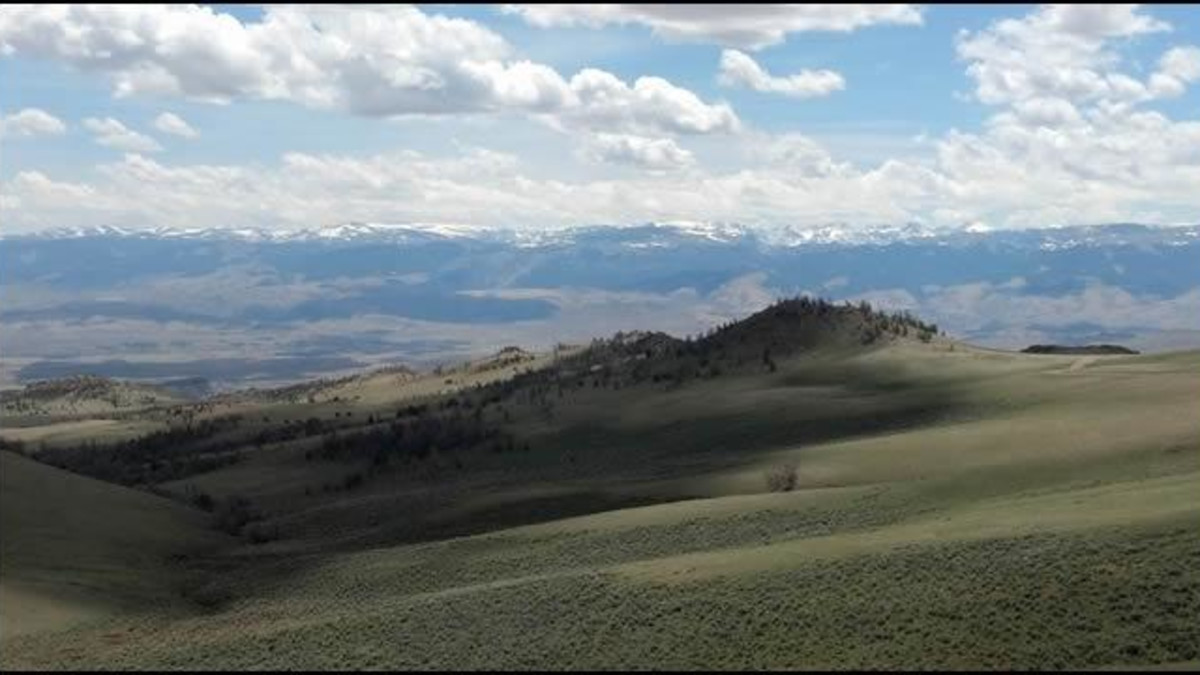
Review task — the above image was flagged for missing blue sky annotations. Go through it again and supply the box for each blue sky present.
[1,4,1198,233]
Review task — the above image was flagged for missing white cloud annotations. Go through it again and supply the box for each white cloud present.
[1149,46,1200,99]
[83,117,162,152]
[747,132,854,178]
[1,171,101,230]
[2,5,1198,235]
[1034,4,1169,40]
[1009,97,1083,128]
[0,108,66,138]
[927,4,1200,228]
[1158,46,1200,81]
[0,4,737,137]
[9,170,92,195]
[3,103,1197,235]
[503,4,924,50]
[153,112,198,138]
[718,50,845,98]
[0,145,941,233]
[563,69,739,135]
[582,133,695,171]
[955,4,1172,107]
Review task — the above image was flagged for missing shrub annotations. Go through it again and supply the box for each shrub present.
[187,487,215,512]
[765,462,799,492]
[213,495,260,535]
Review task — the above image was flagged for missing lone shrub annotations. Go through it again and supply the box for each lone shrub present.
[189,489,215,512]
[765,462,799,492]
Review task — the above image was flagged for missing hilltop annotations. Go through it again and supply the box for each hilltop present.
[1022,344,1140,355]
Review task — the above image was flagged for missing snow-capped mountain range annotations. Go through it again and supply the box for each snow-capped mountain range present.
[11,221,1200,251]
[4,217,1199,389]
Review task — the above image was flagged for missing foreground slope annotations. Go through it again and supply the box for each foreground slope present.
[3,303,1198,669]
[0,452,227,641]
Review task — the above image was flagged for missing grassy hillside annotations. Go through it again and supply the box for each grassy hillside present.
[0,452,229,641]
[2,299,1197,669]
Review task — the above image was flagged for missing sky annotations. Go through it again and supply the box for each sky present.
[1,3,1198,234]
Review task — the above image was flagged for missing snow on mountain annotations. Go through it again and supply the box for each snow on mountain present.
[300,222,486,241]
[9,221,1200,251]
[647,220,752,243]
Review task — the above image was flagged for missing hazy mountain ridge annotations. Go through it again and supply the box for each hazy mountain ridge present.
[2,222,1198,389]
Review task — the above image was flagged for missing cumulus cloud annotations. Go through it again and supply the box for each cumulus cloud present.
[1034,4,1168,39]
[0,145,950,233]
[503,4,924,50]
[563,69,739,135]
[2,5,1198,235]
[83,117,162,152]
[747,132,855,178]
[1149,46,1200,99]
[582,133,695,171]
[0,4,737,137]
[935,4,1200,228]
[1,171,101,230]
[153,112,198,138]
[955,4,1173,107]
[0,108,66,138]
[718,49,845,98]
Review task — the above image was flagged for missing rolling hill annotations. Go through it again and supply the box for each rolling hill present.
[0,375,185,421]
[0,452,229,641]
[1,299,1197,669]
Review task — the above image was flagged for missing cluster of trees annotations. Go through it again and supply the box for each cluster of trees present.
[858,303,940,343]
[180,485,276,543]
[250,416,329,448]
[37,415,245,486]
[310,411,505,466]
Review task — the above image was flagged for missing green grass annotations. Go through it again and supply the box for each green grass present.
[3,505,1196,670]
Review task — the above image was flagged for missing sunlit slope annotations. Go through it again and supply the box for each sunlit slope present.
[3,346,1198,669]
[0,376,185,423]
[0,452,227,641]
[153,340,1198,549]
